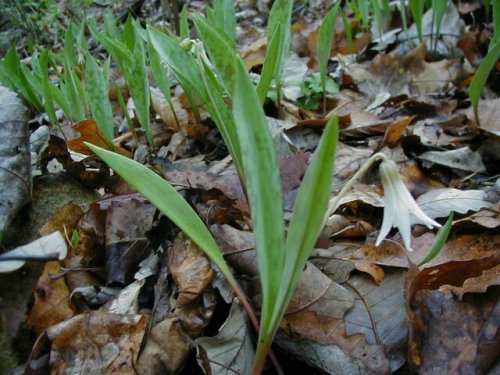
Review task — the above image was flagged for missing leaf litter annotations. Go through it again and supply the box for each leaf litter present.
[1,1,499,374]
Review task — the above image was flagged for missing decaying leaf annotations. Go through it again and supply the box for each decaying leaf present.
[46,311,146,374]
[102,279,145,315]
[196,299,254,375]
[169,233,215,307]
[67,118,132,157]
[27,261,76,336]
[416,188,493,220]
[137,317,193,375]
[464,97,500,137]
[175,288,218,338]
[150,87,188,130]
[406,255,500,373]
[454,203,500,229]
[105,197,156,285]
[417,146,486,173]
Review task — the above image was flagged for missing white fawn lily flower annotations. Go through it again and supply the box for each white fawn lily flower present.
[376,159,441,251]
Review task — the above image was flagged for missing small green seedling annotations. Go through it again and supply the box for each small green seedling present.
[298,73,339,111]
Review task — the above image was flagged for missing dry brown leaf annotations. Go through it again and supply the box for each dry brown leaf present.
[67,118,132,157]
[444,264,500,299]
[382,116,415,148]
[151,87,188,131]
[47,311,146,374]
[406,256,500,373]
[27,261,77,336]
[105,198,156,285]
[39,204,84,237]
[137,318,193,375]
[354,262,385,284]
[280,312,390,374]
[240,35,267,70]
[352,242,409,268]
[169,233,215,306]
[174,288,217,338]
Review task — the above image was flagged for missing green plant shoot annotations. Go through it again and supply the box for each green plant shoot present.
[418,212,453,266]
[410,0,425,43]
[469,39,500,125]
[83,51,115,143]
[318,2,340,114]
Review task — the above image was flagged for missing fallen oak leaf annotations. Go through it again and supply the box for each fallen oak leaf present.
[67,118,132,157]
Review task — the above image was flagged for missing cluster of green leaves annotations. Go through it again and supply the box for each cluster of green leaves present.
[88,15,154,147]
[338,0,463,54]
[297,73,338,111]
[0,22,91,124]
[0,12,179,148]
[0,21,117,144]
[87,2,340,373]
[1,0,59,51]
[0,1,480,372]
[0,0,95,54]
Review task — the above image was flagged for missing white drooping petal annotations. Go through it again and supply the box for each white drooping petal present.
[396,204,412,251]
[376,180,396,246]
[377,159,441,251]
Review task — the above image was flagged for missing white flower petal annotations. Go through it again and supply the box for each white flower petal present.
[396,205,412,251]
[377,159,441,251]
[376,194,395,246]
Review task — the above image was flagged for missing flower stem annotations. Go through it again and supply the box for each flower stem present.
[322,152,388,227]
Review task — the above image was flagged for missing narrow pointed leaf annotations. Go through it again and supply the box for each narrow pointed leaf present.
[196,59,243,175]
[84,51,115,143]
[148,35,178,126]
[63,58,85,121]
[469,39,500,125]
[124,30,153,147]
[180,5,189,40]
[410,0,425,42]
[418,212,453,266]
[283,115,338,284]
[256,23,282,103]
[192,14,236,95]
[233,57,285,352]
[148,27,242,175]
[148,28,208,103]
[40,50,58,125]
[103,12,121,41]
[318,3,340,95]
[267,0,293,83]
[432,0,448,44]
[85,143,233,278]
[3,48,43,111]
[212,0,236,41]
[273,116,338,335]
[64,23,78,68]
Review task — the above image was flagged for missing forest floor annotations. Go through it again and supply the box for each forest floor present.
[0,1,499,374]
